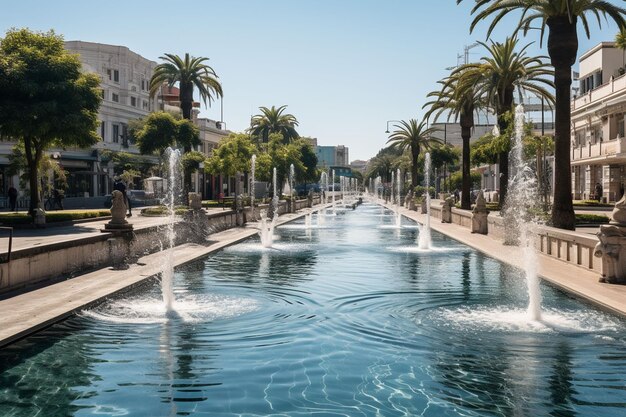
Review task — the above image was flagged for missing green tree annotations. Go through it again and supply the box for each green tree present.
[204,133,256,177]
[386,118,442,190]
[617,29,626,67]
[458,0,626,229]
[7,144,67,199]
[0,28,101,215]
[149,53,222,121]
[294,139,319,185]
[133,112,200,155]
[455,37,553,207]
[250,105,300,144]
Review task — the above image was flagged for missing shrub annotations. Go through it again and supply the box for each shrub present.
[575,213,610,224]
[0,209,111,225]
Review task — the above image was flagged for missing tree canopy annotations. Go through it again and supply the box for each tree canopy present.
[133,111,200,155]
[0,28,101,215]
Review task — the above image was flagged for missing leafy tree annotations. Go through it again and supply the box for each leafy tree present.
[386,118,442,189]
[449,171,481,192]
[7,144,67,199]
[293,139,319,185]
[204,133,256,177]
[133,112,200,155]
[617,30,626,67]
[0,28,101,216]
[149,53,222,121]
[100,150,159,178]
[458,0,626,229]
[250,105,299,144]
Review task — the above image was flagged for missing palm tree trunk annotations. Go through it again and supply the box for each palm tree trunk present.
[461,126,471,210]
[180,81,193,121]
[411,147,420,190]
[548,16,578,230]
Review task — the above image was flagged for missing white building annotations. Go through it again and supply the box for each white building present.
[571,42,626,202]
[63,41,159,197]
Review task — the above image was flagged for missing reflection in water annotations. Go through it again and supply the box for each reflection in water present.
[548,341,577,417]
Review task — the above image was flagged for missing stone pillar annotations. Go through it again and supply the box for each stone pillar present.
[441,197,453,223]
[307,189,314,208]
[594,194,626,283]
[421,199,427,214]
[471,190,489,234]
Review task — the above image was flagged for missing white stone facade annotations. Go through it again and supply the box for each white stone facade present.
[571,42,626,202]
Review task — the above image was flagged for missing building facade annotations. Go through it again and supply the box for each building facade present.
[63,41,159,197]
[571,42,626,202]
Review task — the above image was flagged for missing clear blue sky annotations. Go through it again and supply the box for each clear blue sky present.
[1,0,623,161]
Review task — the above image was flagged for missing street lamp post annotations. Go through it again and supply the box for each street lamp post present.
[385,120,402,134]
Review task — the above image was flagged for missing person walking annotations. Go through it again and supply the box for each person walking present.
[7,186,17,212]
[594,182,603,202]
[113,177,132,217]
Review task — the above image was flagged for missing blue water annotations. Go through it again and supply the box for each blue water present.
[1,203,626,416]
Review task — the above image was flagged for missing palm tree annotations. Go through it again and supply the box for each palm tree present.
[616,30,626,67]
[149,53,223,123]
[458,0,626,229]
[425,69,482,210]
[386,119,442,191]
[149,53,222,199]
[455,37,554,207]
[250,105,299,144]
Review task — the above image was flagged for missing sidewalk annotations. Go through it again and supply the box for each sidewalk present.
[0,207,310,347]
[0,207,228,254]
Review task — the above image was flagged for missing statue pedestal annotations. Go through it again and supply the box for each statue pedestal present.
[594,194,626,284]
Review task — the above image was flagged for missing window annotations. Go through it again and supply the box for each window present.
[112,124,119,143]
[100,89,105,99]
[112,93,119,103]
[619,117,625,138]
[106,69,112,80]
[142,100,148,110]
[131,97,137,107]
[141,80,145,90]
[100,122,106,140]
[113,69,119,83]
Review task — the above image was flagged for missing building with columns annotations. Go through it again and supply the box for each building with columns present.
[571,42,626,202]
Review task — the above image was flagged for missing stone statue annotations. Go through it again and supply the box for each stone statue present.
[594,194,626,283]
[110,190,128,224]
[471,190,489,234]
[188,192,202,211]
[441,196,453,223]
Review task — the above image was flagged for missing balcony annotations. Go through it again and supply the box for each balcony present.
[572,73,626,112]
[572,135,626,162]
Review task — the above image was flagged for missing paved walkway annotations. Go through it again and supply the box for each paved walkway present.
[0,208,228,254]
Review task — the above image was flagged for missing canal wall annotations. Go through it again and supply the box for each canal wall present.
[0,197,323,296]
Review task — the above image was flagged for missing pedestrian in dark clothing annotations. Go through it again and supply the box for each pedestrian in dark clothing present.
[113,178,132,217]
[53,189,64,210]
[594,182,603,202]
[7,186,17,212]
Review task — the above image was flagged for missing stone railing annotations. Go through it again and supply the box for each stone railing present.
[535,225,601,273]
[426,199,601,274]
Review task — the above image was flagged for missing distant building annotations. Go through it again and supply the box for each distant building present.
[316,145,349,168]
[350,159,369,173]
